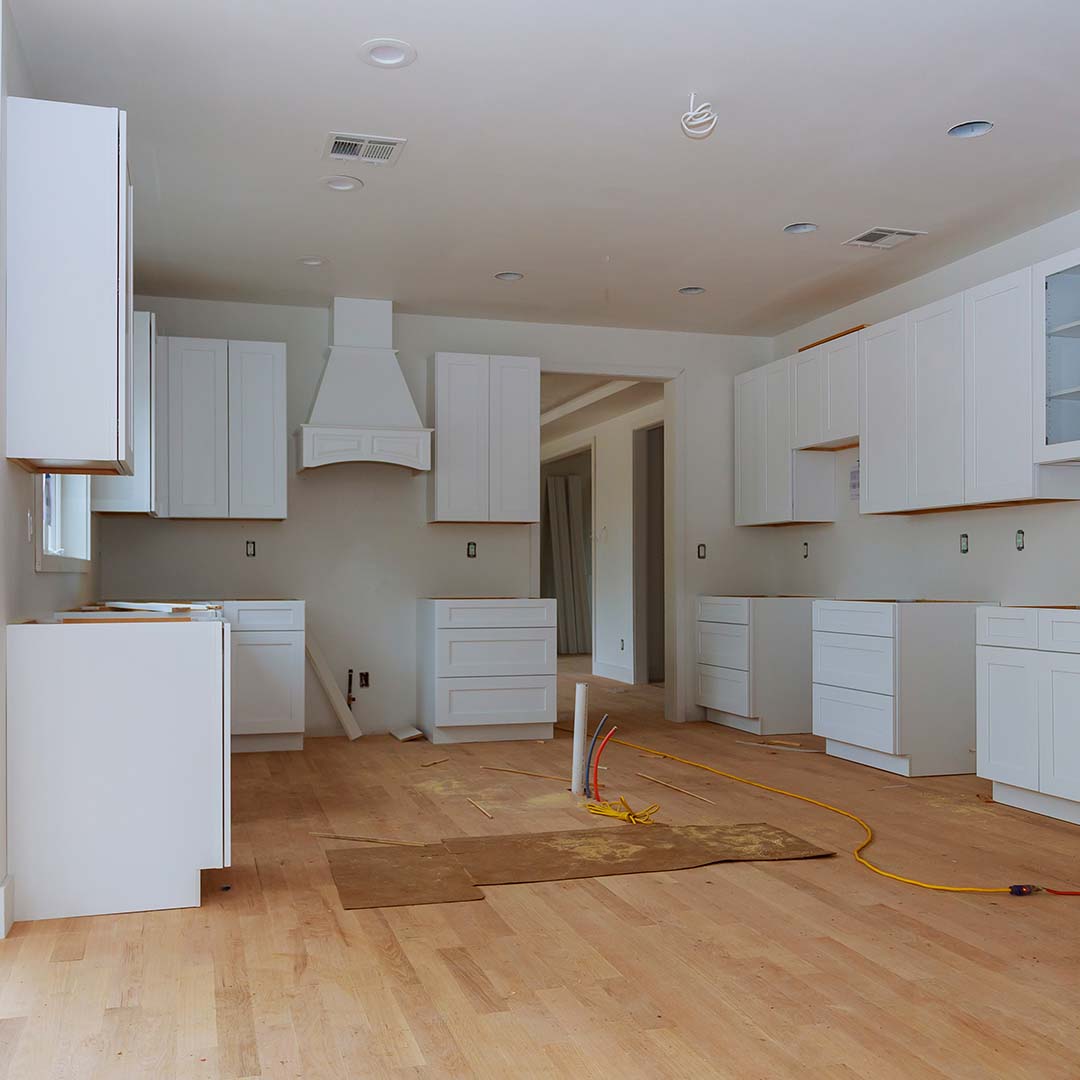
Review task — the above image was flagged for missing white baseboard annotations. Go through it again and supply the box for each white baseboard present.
[231,733,303,753]
[826,740,912,776]
[592,660,634,684]
[0,876,14,938]
[994,782,1080,826]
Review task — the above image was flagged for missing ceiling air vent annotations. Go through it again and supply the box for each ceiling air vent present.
[323,132,406,166]
[843,226,927,250]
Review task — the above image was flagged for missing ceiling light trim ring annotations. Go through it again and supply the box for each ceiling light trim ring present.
[360,38,417,69]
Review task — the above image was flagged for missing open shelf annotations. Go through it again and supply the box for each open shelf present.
[1048,319,1080,338]
[1049,385,1080,402]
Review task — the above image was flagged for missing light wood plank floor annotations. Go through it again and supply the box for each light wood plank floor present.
[2,668,1080,1078]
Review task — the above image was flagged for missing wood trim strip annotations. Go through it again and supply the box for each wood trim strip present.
[798,325,867,353]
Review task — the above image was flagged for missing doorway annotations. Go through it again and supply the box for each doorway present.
[633,423,665,685]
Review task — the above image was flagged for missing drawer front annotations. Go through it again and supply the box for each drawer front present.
[432,598,557,629]
[977,606,1038,649]
[223,600,305,632]
[435,675,556,728]
[1038,610,1080,653]
[813,683,896,754]
[435,626,557,678]
[695,664,751,716]
[696,596,750,625]
[696,621,750,671]
[812,600,895,638]
[813,631,895,695]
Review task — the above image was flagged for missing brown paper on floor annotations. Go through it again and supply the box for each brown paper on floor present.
[442,822,832,886]
[327,823,832,909]
[327,843,483,909]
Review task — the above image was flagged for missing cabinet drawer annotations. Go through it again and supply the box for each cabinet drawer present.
[435,626,556,678]
[813,631,895,695]
[696,621,750,671]
[977,606,1038,649]
[813,683,896,754]
[695,664,751,716]
[812,600,895,638]
[1038,610,1080,653]
[435,675,556,728]
[223,600,305,632]
[696,596,750,625]
[432,598,556,629]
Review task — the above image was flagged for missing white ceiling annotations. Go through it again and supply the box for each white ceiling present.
[13,0,1080,336]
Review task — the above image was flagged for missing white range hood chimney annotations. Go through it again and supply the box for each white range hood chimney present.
[297,297,432,471]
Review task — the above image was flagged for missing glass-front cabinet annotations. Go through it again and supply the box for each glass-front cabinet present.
[1035,247,1080,462]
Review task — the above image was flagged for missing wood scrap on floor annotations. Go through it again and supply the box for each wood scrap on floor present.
[734,740,824,754]
[391,726,424,741]
[482,766,570,783]
[636,772,716,804]
[467,797,493,819]
[420,758,449,768]
[311,832,426,847]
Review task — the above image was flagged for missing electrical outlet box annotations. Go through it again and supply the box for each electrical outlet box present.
[245,540,256,557]
[960,533,969,555]
[697,544,706,559]
[802,541,809,559]
[357,671,370,688]
[620,638,625,651]
[1016,529,1025,551]
[466,541,477,558]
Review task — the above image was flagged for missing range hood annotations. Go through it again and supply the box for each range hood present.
[297,297,432,471]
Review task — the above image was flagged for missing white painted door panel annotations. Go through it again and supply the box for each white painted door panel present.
[791,346,823,449]
[696,664,751,716]
[908,295,965,508]
[696,621,750,671]
[734,369,764,525]
[166,338,230,517]
[232,631,305,735]
[432,598,557,629]
[976,606,1038,649]
[964,269,1035,503]
[822,332,860,445]
[488,355,540,522]
[228,340,287,519]
[433,353,490,521]
[812,683,896,753]
[813,631,895,695]
[860,315,909,513]
[1038,651,1080,801]
[435,675,556,727]
[975,645,1039,789]
[762,357,793,522]
[435,627,557,678]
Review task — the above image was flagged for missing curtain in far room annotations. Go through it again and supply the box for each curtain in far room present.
[545,475,591,654]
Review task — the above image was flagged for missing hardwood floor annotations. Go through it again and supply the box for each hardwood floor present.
[3,669,1080,1078]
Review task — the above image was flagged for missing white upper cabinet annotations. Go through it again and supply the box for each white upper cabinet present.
[860,316,909,514]
[908,294,964,509]
[158,337,287,519]
[735,357,834,526]
[6,98,133,474]
[791,332,860,450]
[93,313,156,513]
[965,269,1036,502]
[429,353,539,523]
[1034,248,1080,463]
[228,341,287,519]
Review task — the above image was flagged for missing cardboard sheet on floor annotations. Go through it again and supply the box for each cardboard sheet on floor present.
[327,843,483,909]
[443,822,832,885]
[327,823,831,910]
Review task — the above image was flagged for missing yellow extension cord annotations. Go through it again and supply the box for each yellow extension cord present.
[606,734,1011,894]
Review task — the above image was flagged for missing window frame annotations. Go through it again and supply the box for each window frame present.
[35,473,92,574]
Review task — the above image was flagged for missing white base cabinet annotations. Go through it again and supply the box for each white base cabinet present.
[695,596,815,735]
[6,620,230,923]
[812,600,986,776]
[418,599,557,743]
[976,606,1080,824]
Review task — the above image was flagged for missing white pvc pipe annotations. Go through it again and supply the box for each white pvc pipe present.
[571,682,588,795]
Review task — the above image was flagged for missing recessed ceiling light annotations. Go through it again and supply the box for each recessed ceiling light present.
[298,256,326,268]
[678,286,706,295]
[494,271,524,282]
[360,38,417,69]
[323,175,363,192]
[947,120,993,138]
[783,222,818,234]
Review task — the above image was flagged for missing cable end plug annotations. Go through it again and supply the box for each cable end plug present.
[1009,884,1039,896]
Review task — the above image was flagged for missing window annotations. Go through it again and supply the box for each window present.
[35,474,91,573]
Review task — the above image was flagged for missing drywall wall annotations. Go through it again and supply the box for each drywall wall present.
[769,206,1080,604]
[101,300,770,730]
[542,399,663,682]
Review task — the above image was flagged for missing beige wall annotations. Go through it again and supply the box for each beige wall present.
[101,299,770,732]
[769,206,1080,604]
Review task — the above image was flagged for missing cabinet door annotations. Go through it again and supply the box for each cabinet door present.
[489,355,540,522]
[860,315,909,513]
[907,294,964,509]
[734,369,764,525]
[822,332,860,445]
[1038,651,1080,800]
[1033,247,1080,463]
[432,353,491,521]
[231,631,305,735]
[92,311,155,513]
[975,645,1039,789]
[964,269,1035,503]
[791,346,823,449]
[228,341,287,519]
[166,338,230,517]
[762,357,793,522]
